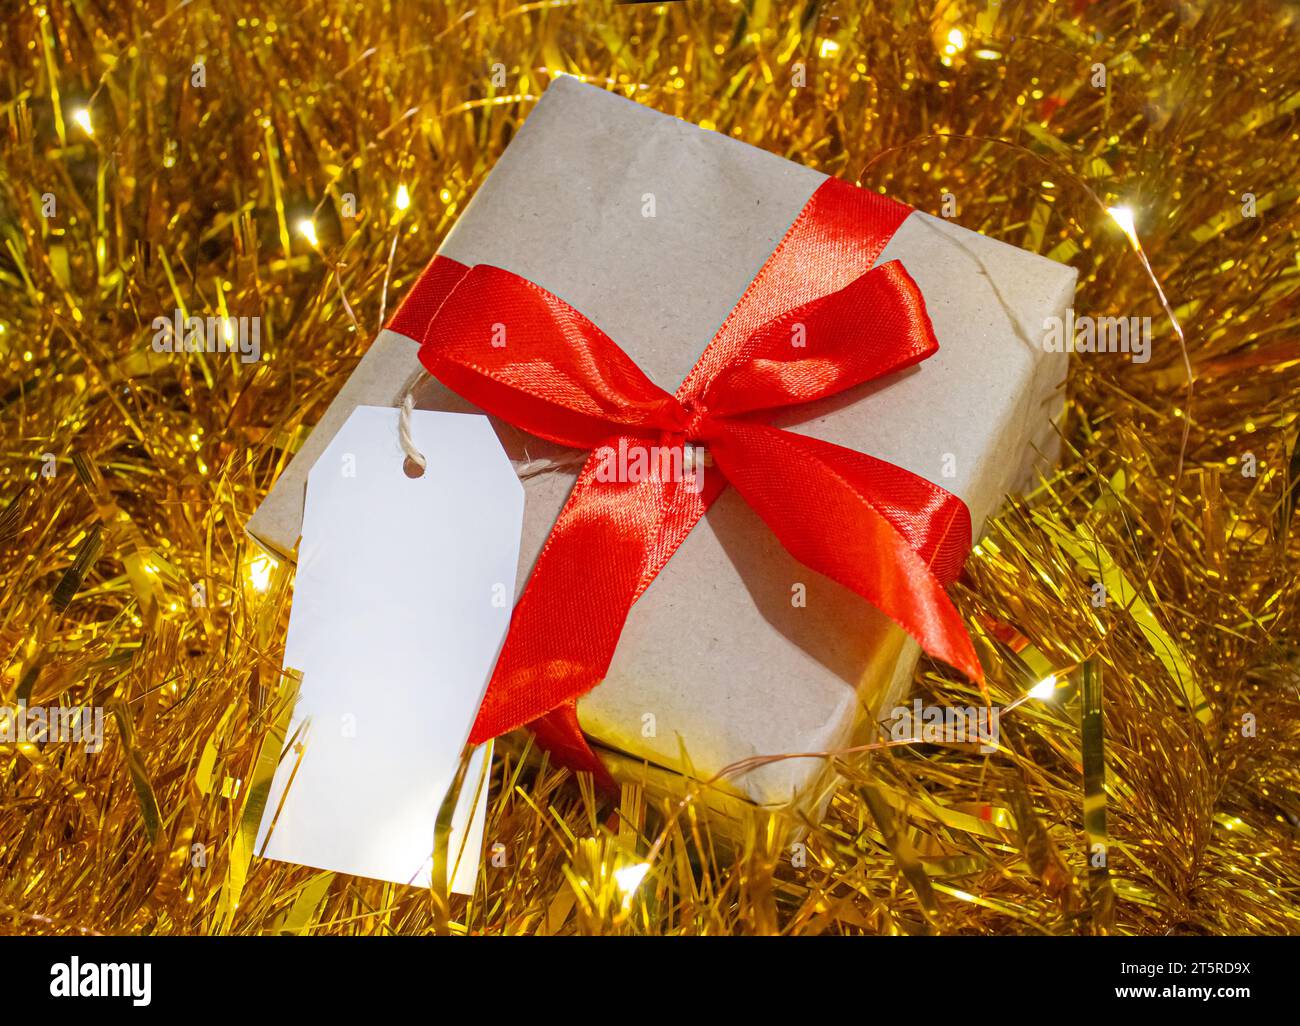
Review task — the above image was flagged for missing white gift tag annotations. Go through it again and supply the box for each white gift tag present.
[255,406,524,892]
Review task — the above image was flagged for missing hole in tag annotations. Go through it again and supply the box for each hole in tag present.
[403,456,426,479]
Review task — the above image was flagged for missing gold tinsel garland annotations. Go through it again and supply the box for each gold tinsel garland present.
[1,0,1298,935]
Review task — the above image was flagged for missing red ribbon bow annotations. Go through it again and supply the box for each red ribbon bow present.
[390,177,982,784]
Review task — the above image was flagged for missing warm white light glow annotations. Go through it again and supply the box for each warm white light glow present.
[394,184,411,212]
[1107,205,1139,246]
[246,552,277,593]
[947,28,967,51]
[613,862,650,898]
[72,107,94,136]
[295,218,318,248]
[1028,674,1058,700]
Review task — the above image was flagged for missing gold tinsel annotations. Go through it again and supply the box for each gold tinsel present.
[2,0,1299,936]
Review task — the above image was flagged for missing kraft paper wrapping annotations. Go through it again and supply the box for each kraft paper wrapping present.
[247,77,1077,809]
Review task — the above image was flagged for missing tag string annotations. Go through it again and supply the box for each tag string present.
[398,371,585,480]
[398,391,428,473]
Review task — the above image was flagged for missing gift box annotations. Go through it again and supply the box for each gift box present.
[247,77,1076,811]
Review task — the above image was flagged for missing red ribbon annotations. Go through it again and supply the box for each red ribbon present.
[389,177,982,786]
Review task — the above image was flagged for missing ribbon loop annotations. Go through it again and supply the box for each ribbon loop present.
[421,264,684,449]
[700,261,939,417]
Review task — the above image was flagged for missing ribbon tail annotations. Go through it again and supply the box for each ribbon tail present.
[529,703,617,792]
[706,420,983,684]
[767,428,973,587]
[469,445,681,743]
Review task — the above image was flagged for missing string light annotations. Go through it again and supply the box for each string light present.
[245,552,277,593]
[613,862,649,902]
[1028,674,1058,700]
[1106,205,1139,247]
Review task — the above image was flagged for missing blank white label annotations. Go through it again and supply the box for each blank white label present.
[255,406,524,892]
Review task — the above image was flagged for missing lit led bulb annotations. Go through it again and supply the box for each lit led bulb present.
[1028,674,1058,700]
[1106,205,1139,247]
